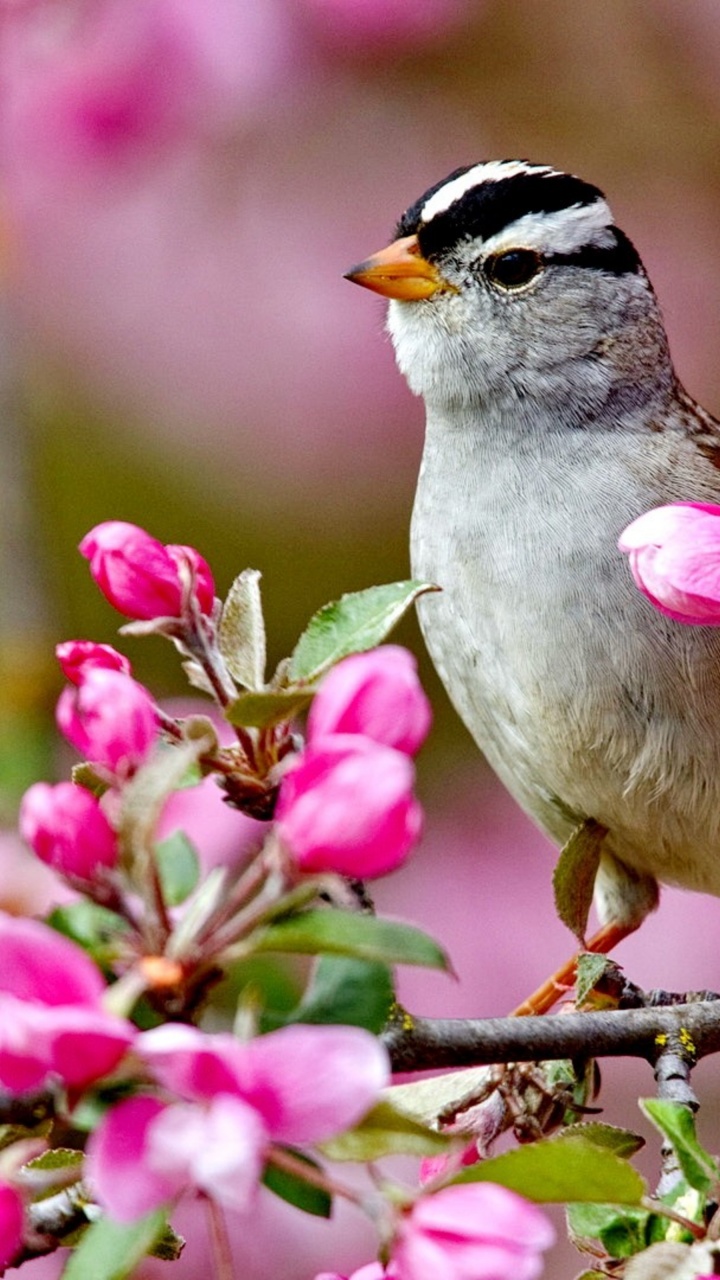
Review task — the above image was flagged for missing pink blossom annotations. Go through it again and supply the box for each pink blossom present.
[19,781,118,881]
[0,1184,23,1272]
[86,1093,267,1221]
[275,736,422,878]
[138,1022,390,1142]
[308,647,431,756]
[79,521,214,620]
[393,1183,555,1280]
[2,0,294,173]
[315,1267,392,1280]
[0,913,134,1092]
[56,639,131,684]
[56,667,157,775]
[619,502,720,624]
[90,1024,387,1221]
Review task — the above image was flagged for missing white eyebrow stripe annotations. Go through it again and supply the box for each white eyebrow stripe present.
[420,160,557,224]
[479,199,615,257]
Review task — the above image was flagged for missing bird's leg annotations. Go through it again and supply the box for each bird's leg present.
[509,920,640,1018]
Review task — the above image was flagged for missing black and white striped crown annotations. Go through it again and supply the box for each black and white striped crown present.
[395,160,641,275]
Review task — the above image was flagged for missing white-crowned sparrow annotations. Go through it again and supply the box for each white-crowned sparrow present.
[346,159,720,954]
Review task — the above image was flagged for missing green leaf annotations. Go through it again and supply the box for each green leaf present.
[61,1209,169,1280]
[26,1148,84,1174]
[558,1122,645,1160]
[251,909,450,971]
[47,902,128,969]
[291,955,394,1033]
[289,581,439,682]
[640,1099,719,1194]
[320,1099,452,1161]
[567,1202,651,1258]
[154,831,200,906]
[218,568,266,690]
[263,1150,331,1218]
[553,819,606,942]
[575,953,618,1007]
[454,1133,646,1204]
[225,688,314,729]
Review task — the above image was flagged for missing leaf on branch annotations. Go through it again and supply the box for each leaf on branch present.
[47,902,129,970]
[640,1099,719,1194]
[567,1201,651,1258]
[288,581,439,683]
[453,1132,646,1204]
[251,909,450,971]
[382,1067,495,1130]
[290,955,394,1033]
[218,569,266,690]
[154,832,200,906]
[575,953,621,1009]
[225,688,315,729]
[320,1099,452,1162]
[556,1122,645,1160]
[61,1209,170,1280]
[553,819,607,942]
[263,1149,332,1218]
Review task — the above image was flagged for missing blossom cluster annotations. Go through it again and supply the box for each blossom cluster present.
[6,519,554,1279]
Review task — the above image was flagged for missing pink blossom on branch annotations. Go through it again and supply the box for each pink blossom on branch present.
[0,913,134,1092]
[79,521,215,621]
[308,647,431,756]
[393,1183,555,1280]
[138,1022,390,1142]
[0,1185,24,1272]
[619,502,720,624]
[19,781,118,881]
[86,1093,267,1221]
[56,667,158,776]
[55,639,131,684]
[275,735,423,878]
[89,1023,389,1221]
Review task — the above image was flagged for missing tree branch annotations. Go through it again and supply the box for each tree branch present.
[384,998,720,1074]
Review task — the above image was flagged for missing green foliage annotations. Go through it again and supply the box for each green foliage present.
[154,831,200,906]
[263,1151,332,1218]
[218,568,266,689]
[61,1210,173,1280]
[251,908,450,970]
[225,687,314,728]
[47,902,128,970]
[320,1099,452,1162]
[552,819,606,942]
[289,954,394,1033]
[640,1099,719,1194]
[453,1131,646,1204]
[289,581,439,682]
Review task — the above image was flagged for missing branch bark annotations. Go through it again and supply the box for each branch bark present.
[384,998,720,1073]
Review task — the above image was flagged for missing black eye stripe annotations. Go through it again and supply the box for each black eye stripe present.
[544,230,642,276]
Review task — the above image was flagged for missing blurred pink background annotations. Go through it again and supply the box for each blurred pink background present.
[2,2,720,1277]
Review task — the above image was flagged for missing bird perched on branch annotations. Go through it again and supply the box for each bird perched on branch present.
[346,160,720,994]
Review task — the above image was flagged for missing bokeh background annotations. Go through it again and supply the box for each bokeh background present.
[3,1,720,1276]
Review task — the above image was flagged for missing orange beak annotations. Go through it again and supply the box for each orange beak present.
[344,233,456,301]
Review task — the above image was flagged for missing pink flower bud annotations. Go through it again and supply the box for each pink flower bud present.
[19,781,118,881]
[56,667,157,775]
[56,639,131,684]
[79,521,215,620]
[394,1183,555,1280]
[308,646,431,756]
[275,735,422,878]
[619,502,720,624]
[0,1185,23,1272]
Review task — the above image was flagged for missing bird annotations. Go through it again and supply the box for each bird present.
[345,160,720,1007]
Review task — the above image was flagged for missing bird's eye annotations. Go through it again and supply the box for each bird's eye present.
[484,249,543,290]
